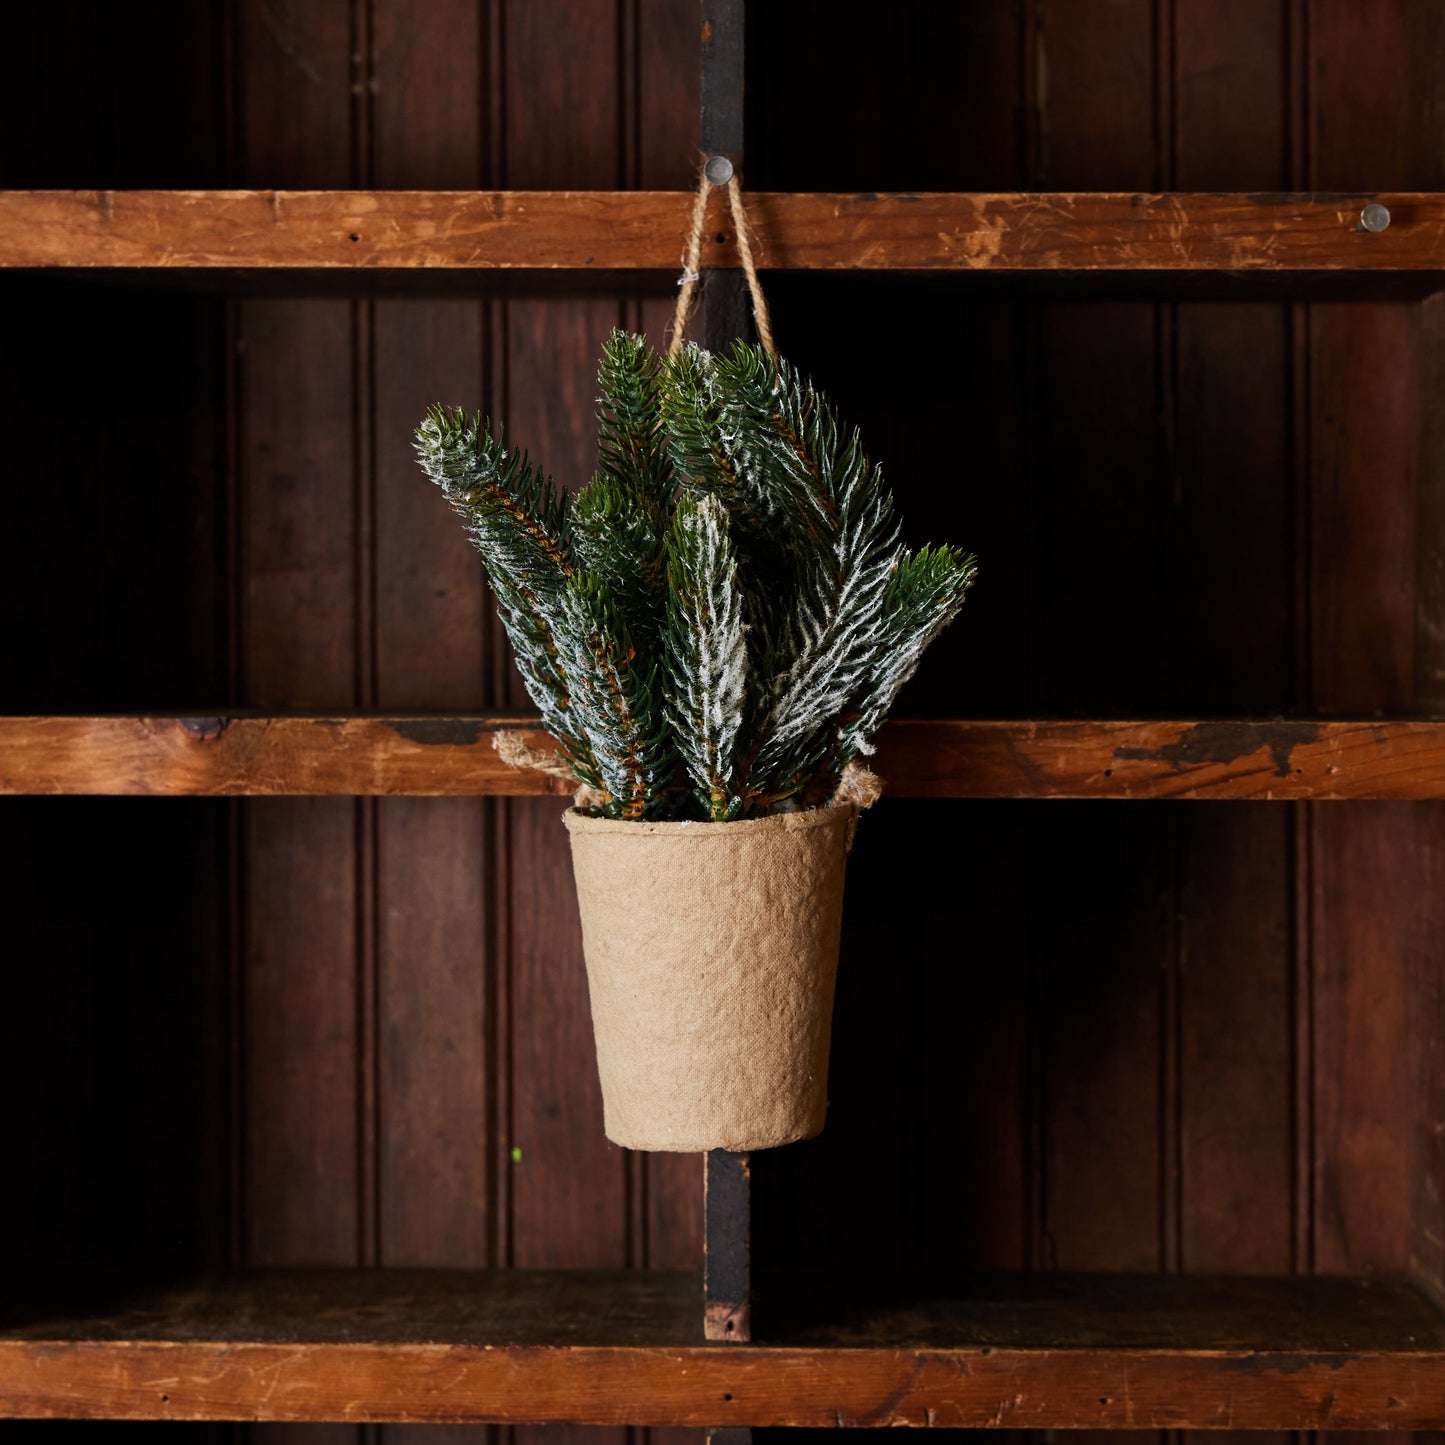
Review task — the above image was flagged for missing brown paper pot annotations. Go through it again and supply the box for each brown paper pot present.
[563,803,857,1152]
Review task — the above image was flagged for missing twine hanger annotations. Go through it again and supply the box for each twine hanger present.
[668,156,775,358]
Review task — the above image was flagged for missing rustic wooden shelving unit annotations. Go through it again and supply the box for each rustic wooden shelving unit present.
[6,0,1445,1436]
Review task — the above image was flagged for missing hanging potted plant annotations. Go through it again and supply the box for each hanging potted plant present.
[415,330,975,1152]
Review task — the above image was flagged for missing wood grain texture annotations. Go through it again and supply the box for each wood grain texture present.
[1303,0,1445,1316]
[14,716,1445,799]
[4,190,1445,271]
[3,1271,1445,1428]
[232,17,366,1445]
[369,0,493,1322]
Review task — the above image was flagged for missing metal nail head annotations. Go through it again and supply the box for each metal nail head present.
[1361,202,1391,233]
[704,155,734,186]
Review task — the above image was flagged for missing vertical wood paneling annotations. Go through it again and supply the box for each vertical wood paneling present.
[1304,18,1445,1445]
[1309,804,1414,1272]
[1412,291,1445,1307]
[1178,809,1294,1271]
[1407,803,1445,1300]
[234,0,356,189]
[239,299,360,706]
[241,799,360,1264]
[1305,1,1445,1306]
[235,6,364,1443]
[1025,45,1166,1445]
[1034,808,1166,1270]
[1032,0,1156,187]
[638,0,702,188]
[370,0,492,1316]
[1169,50,1295,1445]
[504,0,623,188]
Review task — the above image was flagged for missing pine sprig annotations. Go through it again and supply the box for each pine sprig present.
[800,543,978,805]
[570,475,668,649]
[414,405,595,767]
[556,573,673,819]
[415,404,573,587]
[851,542,980,751]
[659,344,741,500]
[666,495,749,820]
[707,346,902,805]
[597,330,671,508]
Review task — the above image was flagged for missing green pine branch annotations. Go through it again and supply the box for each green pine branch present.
[414,405,596,769]
[666,494,749,820]
[707,345,902,805]
[556,573,673,819]
[597,330,671,508]
[570,475,668,649]
[800,543,979,806]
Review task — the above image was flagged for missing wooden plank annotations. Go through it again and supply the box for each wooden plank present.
[4,1271,1445,1428]
[13,1339,1445,1428]
[873,718,1445,799]
[20,716,1445,798]
[6,190,1445,271]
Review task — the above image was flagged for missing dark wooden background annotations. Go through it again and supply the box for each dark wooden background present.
[3,3,1445,1443]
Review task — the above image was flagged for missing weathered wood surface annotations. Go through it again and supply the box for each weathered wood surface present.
[872,718,1445,799]
[3,190,1445,272]
[3,1270,1444,1427]
[11,715,1445,799]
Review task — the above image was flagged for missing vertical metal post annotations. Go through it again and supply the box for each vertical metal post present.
[704,1148,751,1339]
[699,0,753,1351]
[700,0,751,351]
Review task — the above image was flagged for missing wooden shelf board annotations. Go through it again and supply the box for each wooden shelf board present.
[3,1269,1443,1427]
[6,715,1445,799]
[3,190,1445,273]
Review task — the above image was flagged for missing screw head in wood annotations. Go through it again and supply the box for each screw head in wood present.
[704,155,734,186]
[1361,202,1391,233]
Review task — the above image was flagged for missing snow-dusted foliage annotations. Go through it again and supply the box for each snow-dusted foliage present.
[554,573,671,819]
[667,495,749,819]
[415,331,976,820]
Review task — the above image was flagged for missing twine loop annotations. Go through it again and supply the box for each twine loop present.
[668,162,775,358]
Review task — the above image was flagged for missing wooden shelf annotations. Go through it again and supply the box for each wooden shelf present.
[2,190,1443,274]
[3,1269,1443,1427]
[6,715,1445,799]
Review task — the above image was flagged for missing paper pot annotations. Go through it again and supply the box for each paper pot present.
[563,803,858,1152]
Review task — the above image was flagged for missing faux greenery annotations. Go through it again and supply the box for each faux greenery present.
[415,332,976,821]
